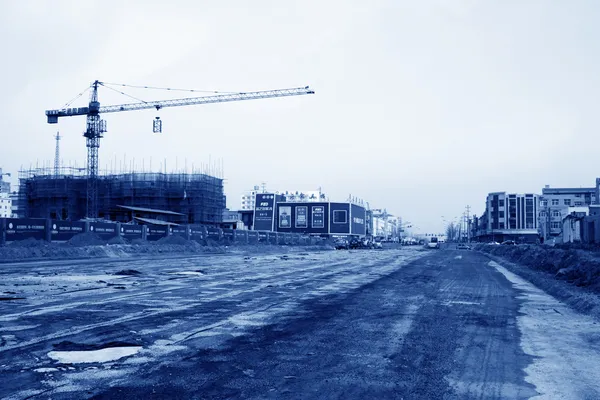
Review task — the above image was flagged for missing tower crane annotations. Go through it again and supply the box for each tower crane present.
[45,80,314,219]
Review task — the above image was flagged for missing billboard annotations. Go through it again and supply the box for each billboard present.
[311,206,325,229]
[295,206,308,228]
[329,203,351,234]
[278,206,292,229]
[254,193,276,231]
[351,204,367,236]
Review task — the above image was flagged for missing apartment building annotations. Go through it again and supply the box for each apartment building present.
[474,192,540,242]
[539,185,596,238]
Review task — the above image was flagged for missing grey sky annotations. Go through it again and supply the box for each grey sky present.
[1,0,599,234]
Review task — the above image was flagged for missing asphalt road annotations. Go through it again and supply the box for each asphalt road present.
[1,248,600,399]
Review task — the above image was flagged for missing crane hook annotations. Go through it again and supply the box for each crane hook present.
[153,116,162,133]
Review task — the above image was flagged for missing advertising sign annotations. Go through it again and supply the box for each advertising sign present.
[206,227,221,239]
[278,206,292,229]
[90,222,117,239]
[311,206,325,229]
[121,225,143,239]
[222,228,234,240]
[351,204,366,236]
[247,231,259,243]
[147,226,168,241]
[257,231,268,242]
[267,232,278,244]
[171,226,189,238]
[51,221,86,241]
[254,193,276,231]
[190,225,206,241]
[296,206,308,228]
[5,218,46,241]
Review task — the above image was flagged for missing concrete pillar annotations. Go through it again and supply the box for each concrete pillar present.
[142,225,148,241]
[116,222,122,238]
[45,218,52,242]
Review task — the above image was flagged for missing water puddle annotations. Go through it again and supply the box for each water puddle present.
[47,346,142,364]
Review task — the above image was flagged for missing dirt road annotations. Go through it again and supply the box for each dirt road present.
[1,248,599,399]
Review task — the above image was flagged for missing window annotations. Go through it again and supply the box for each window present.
[553,211,560,217]
[575,201,583,206]
[499,211,504,218]
[499,199,505,207]
[499,222,505,229]
[575,194,582,198]
[564,199,571,206]
[540,200,548,207]
[551,199,559,206]
[540,211,546,217]
[552,222,561,229]
[333,210,347,224]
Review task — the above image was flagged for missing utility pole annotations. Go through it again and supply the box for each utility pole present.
[465,205,471,243]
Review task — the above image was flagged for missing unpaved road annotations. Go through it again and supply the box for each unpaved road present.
[1,248,600,399]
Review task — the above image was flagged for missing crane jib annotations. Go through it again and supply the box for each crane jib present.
[44,86,314,124]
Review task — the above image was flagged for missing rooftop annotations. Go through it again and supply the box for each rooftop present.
[542,187,595,195]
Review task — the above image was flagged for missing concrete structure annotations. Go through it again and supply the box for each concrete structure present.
[474,192,540,243]
[562,209,588,243]
[539,185,596,239]
[18,167,225,225]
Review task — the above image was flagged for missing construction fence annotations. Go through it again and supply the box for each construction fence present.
[0,218,326,246]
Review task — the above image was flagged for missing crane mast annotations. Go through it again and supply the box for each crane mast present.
[46,81,314,219]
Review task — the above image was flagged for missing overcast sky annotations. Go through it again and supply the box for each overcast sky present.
[2,0,600,234]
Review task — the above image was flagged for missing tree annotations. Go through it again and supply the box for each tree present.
[446,222,459,242]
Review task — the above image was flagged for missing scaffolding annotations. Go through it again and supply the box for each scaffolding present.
[18,166,225,225]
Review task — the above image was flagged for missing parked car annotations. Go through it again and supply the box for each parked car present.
[501,240,516,245]
[456,243,472,250]
[373,241,383,249]
[334,239,349,250]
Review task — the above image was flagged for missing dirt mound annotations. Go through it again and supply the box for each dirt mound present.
[108,236,129,245]
[8,237,49,248]
[477,244,600,292]
[156,235,190,245]
[67,233,106,247]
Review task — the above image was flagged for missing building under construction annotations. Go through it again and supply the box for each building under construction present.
[18,167,226,225]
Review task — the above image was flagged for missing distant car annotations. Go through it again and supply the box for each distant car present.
[456,243,472,250]
[501,240,516,245]
[373,241,383,249]
[334,239,349,250]
[427,237,440,249]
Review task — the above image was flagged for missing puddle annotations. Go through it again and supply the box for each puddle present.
[0,297,26,301]
[442,300,482,306]
[48,346,142,364]
[168,271,204,276]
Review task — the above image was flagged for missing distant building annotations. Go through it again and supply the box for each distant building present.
[240,185,262,211]
[9,192,19,218]
[0,168,10,195]
[539,185,596,239]
[0,194,11,218]
[474,192,540,243]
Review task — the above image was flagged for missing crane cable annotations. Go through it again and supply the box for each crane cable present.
[99,81,238,95]
[62,86,91,108]
[98,82,149,105]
